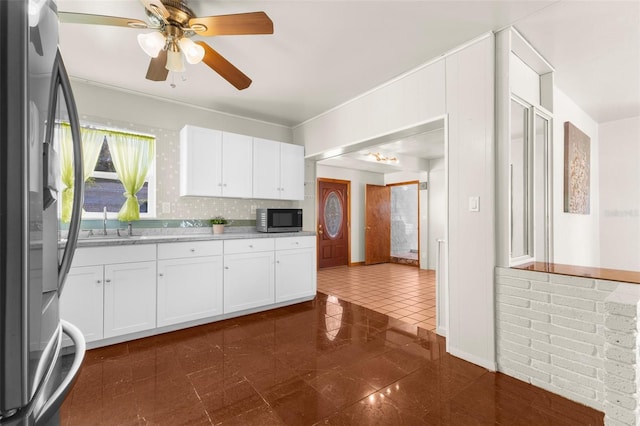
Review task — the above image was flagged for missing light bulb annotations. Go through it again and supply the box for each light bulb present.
[178,37,205,64]
[137,32,166,58]
[165,49,185,72]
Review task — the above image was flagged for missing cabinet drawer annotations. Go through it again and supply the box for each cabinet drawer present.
[72,245,156,267]
[157,240,223,259]
[275,236,316,250]
[224,238,274,254]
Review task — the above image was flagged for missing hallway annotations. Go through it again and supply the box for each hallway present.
[317,263,437,332]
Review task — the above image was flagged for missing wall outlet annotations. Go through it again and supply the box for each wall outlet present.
[162,202,171,214]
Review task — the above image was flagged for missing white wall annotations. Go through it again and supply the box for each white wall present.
[295,59,446,157]
[316,164,384,263]
[72,81,292,143]
[297,35,497,369]
[553,88,600,267]
[599,116,640,271]
[69,81,298,221]
[445,36,496,369]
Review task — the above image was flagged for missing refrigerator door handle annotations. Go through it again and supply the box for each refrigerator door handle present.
[53,49,84,293]
[34,320,86,425]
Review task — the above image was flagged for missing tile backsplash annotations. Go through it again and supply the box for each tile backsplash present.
[80,113,295,220]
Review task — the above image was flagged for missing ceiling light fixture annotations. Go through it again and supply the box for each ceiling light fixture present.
[177,37,205,64]
[137,25,204,74]
[137,31,166,58]
[165,42,186,73]
[368,152,398,163]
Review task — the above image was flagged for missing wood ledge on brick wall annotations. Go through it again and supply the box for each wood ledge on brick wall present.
[513,262,640,286]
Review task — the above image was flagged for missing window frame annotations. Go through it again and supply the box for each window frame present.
[80,129,157,220]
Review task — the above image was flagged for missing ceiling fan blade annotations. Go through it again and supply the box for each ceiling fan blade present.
[189,12,273,36]
[145,50,169,82]
[59,12,148,28]
[139,0,170,21]
[196,41,252,90]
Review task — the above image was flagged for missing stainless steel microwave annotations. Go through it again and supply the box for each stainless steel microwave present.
[256,208,302,232]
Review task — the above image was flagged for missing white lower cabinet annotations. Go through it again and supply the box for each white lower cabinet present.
[223,239,275,314]
[103,261,157,339]
[61,245,157,343]
[61,265,104,343]
[275,236,317,302]
[157,241,224,327]
[62,236,316,347]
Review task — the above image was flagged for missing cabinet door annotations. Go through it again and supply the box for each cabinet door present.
[60,265,104,343]
[275,247,316,302]
[222,132,253,198]
[180,125,223,197]
[252,137,281,199]
[224,251,275,313]
[279,143,305,200]
[157,256,223,327]
[103,261,157,339]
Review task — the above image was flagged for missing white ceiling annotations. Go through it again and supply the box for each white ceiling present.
[57,0,639,173]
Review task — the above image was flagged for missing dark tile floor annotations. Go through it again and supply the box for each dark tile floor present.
[60,293,604,425]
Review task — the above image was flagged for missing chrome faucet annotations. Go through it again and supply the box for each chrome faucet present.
[103,206,108,235]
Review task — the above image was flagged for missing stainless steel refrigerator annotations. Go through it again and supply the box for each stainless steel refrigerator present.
[1,0,86,424]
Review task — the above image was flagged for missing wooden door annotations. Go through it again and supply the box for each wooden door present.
[365,184,391,265]
[317,179,350,268]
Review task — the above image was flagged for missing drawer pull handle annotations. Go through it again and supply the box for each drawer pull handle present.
[105,279,111,283]
[190,249,195,252]
[96,280,101,284]
[159,273,164,277]
[224,266,229,270]
[249,245,253,248]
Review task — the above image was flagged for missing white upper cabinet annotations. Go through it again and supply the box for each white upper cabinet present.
[180,125,222,197]
[221,131,253,198]
[253,138,304,200]
[180,125,252,198]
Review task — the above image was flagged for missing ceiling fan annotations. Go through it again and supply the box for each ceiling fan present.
[59,0,273,90]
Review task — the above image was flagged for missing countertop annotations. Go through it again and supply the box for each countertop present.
[67,228,316,248]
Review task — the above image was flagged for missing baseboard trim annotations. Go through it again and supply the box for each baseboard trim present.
[448,346,497,372]
[349,261,365,266]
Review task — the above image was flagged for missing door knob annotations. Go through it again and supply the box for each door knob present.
[318,230,323,234]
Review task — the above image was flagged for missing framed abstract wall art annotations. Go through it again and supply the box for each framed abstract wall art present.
[564,121,590,214]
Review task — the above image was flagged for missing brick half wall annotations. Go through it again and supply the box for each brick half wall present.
[496,267,640,425]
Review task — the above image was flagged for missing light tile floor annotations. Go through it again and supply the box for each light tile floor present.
[317,263,437,331]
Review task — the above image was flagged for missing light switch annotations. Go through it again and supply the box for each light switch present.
[469,196,480,212]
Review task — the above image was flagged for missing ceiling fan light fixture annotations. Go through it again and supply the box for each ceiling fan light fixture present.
[178,37,205,64]
[137,31,166,58]
[166,48,186,73]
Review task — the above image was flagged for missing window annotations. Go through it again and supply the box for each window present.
[81,129,156,219]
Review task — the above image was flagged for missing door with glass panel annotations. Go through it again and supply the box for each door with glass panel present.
[317,179,350,268]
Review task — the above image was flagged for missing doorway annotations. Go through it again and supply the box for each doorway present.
[317,178,350,268]
[311,117,448,334]
[389,181,419,266]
